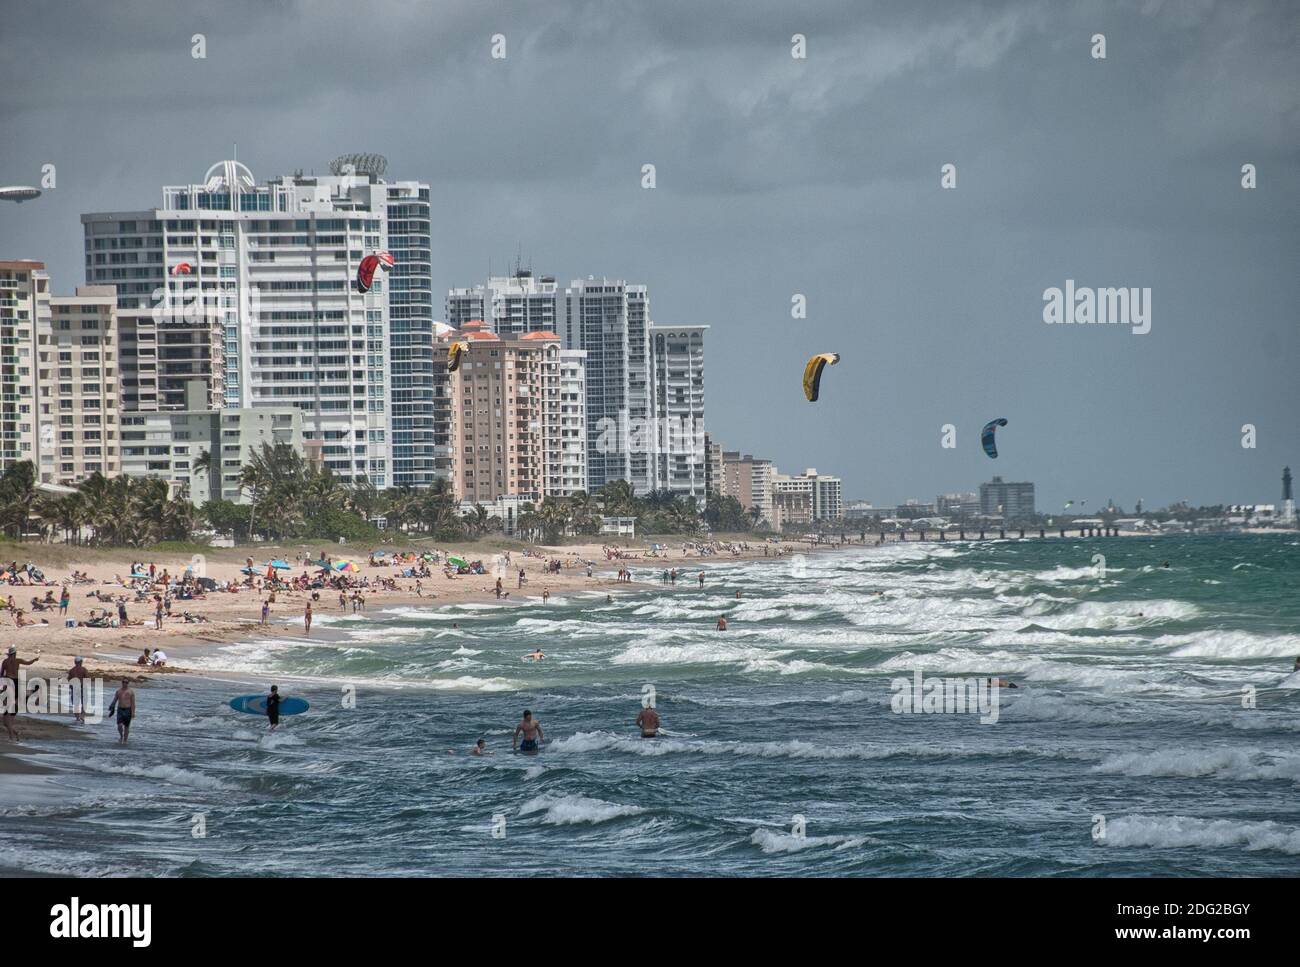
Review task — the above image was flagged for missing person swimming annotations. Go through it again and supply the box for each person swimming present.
[987,677,1019,689]
[524,648,546,661]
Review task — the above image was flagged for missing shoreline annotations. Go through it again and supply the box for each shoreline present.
[3,538,826,751]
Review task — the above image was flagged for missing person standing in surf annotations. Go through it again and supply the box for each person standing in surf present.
[513,709,544,753]
[304,601,313,635]
[636,703,660,738]
[107,678,135,744]
[266,684,282,732]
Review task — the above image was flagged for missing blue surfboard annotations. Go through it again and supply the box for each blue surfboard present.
[229,694,309,716]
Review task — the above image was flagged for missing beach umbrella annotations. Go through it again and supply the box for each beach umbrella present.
[334,561,360,573]
[268,560,291,570]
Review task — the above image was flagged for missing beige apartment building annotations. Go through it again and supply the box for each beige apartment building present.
[721,449,775,525]
[0,260,48,474]
[44,285,121,484]
[449,325,585,504]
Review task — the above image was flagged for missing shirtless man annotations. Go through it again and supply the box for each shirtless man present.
[304,602,313,635]
[987,677,1019,689]
[107,678,136,744]
[68,657,89,724]
[513,709,544,753]
[716,615,727,631]
[1,647,39,740]
[636,704,660,738]
[524,648,546,661]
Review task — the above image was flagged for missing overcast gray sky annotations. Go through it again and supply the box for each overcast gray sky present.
[2,0,1297,509]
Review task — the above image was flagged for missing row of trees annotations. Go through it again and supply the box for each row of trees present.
[0,447,761,547]
[0,461,194,546]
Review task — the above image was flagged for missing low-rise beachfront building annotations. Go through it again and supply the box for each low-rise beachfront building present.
[119,380,302,504]
[600,515,636,536]
[771,468,844,524]
[457,493,537,536]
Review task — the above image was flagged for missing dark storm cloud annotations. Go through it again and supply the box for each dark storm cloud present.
[2,0,1297,507]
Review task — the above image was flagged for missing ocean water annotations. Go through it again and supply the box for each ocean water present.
[4,534,1299,877]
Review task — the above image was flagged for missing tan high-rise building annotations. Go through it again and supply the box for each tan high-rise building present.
[0,260,49,474]
[449,325,578,504]
[44,286,121,484]
[721,450,774,525]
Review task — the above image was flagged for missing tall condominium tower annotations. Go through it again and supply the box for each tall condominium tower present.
[1,261,120,486]
[446,269,560,336]
[562,277,652,493]
[448,325,583,503]
[449,273,706,498]
[82,158,433,488]
[0,260,49,474]
[649,322,707,503]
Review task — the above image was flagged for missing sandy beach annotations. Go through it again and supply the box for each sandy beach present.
[0,537,810,686]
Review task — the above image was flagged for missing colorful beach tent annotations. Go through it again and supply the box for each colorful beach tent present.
[448,556,468,568]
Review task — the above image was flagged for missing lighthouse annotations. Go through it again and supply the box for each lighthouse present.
[1283,467,1296,525]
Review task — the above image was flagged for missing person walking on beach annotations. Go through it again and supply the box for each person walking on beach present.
[107,679,136,744]
[636,703,660,738]
[266,685,283,732]
[542,588,550,604]
[68,657,88,724]
[2,646,39,740]
[304,602,313,635]
[495,577,503,599]
[261,599,270,625]
[58,585,70,617]
[154,596,164,631]
[513,709,544,753]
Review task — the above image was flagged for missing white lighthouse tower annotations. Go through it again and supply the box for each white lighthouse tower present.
[1282,467,1296,526]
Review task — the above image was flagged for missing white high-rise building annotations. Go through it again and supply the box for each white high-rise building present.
[446,270,560,336]
[562,277,653,493]
[0,260,50,475]
[82,158,432,488]
[649,323,706,503]
[449,273,706,498]
[549,348,588,496]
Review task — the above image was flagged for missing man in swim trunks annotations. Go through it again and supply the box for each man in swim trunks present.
[716,615,727,631]
[636,704,660,738]
[108,678,136,744]
[513,709,543,753]
[68,657,89,724]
